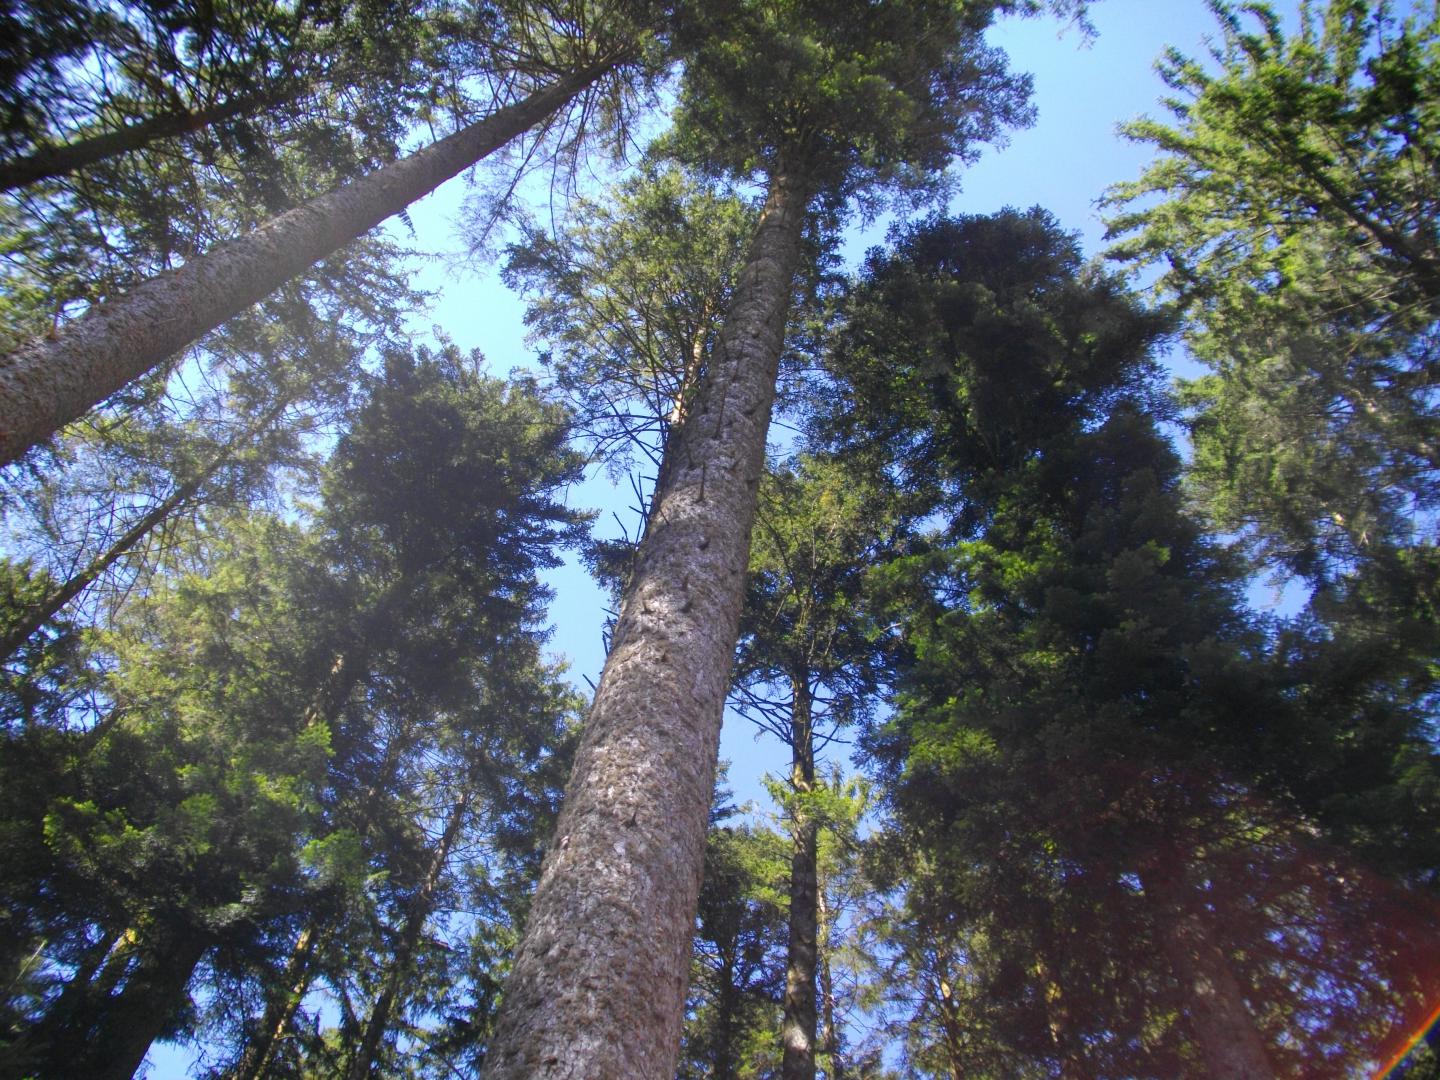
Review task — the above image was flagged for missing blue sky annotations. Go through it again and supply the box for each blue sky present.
[146,1,1294,1073]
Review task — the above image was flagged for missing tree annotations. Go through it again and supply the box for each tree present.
[0,1,658,465]
[733,457,904,1080]
[1104,0,1440,587]
[0,0,476,194]
[823,209,1440,1076]
[0,347,588,1077]
[504,163,757,475]
[680,791,789,1080]
[480,2,1041,1074]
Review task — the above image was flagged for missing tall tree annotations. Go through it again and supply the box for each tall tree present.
[733,456,903,1080]
[0,1,657,464]
[481,2,1040,1074]
[824,208,1440,1076]
[0,346,587,1077]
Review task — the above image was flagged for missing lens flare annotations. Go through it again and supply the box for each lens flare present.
[1375,996,1440,1078]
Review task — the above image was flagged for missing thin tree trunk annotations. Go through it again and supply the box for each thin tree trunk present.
[816,890,846,1080]
[1146,872,1275,1079]
[782,674,819,1080]
[483,164,813,1080]
[0,57,621,466]
[230,924,323,1080]
[0,86,296,193]
[932,949,968,1080]
[345,790,470,1080]
[0,397,290,661]
[712,950,741,1080]
[667,304,712,428]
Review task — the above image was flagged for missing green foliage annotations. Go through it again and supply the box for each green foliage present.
[0,347,589,1075]
[825,209,1438,1076]
[504,164,756,472]
[665,0,1035,209]
[681,804,790,1080]
[1105,0,1440,584]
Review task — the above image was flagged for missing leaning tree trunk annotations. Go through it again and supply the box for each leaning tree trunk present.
[82,924,210,1080]
[0,396,290,662]
[781,673,819,1080]
[0,56,621,466]
[345,790,471,1080]
[1146,872,1275,1079]
[0,86,298,193]
[482,164,814,1080]
[6,921,211,1080]
[231,923,323,1080]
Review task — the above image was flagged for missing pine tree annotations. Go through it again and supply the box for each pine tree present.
[482,3,1040,1073]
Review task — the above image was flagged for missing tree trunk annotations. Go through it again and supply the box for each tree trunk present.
[782,674,819,1080]
[1146,872,1275,1079]
[0,57,621,466]
[932,947,968,1080]
[345,790,470,1080]
[0,397,290,661]
[482,164,813,1080]
[0,86,297,193]
[230,923,322,1080]
[84,924,209,1080]
[5,922,210,1080]
[712,950,741,1080]
[816,889,846,1080]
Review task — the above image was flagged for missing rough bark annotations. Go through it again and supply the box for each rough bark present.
[0,57,619,466]
[781,674,819,1080]
[0,398,289,662]
[482,166,813,1080]
[0,87,296,193]
[1147,873,1275,1079]
[346,791,470,1080]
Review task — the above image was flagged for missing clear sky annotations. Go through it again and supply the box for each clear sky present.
[147,1,1292,1074]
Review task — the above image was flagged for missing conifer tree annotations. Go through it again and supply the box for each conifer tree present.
[482,3,1043,1073]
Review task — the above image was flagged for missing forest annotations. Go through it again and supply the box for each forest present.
[0,0,1437,1077]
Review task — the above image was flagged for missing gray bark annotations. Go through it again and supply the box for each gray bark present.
[482,165,813,1080]
[1147,873,1275,1079]
[0,58,619,466]
[781,674,818,1080]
